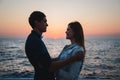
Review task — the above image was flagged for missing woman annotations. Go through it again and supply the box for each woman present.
[56,21,86,80]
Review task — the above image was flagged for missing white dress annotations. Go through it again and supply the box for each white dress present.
[56,43,84,80]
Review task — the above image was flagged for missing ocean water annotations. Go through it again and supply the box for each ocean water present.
[0,37,120,80]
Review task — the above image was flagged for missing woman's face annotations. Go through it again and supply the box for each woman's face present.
[66,25,74,39]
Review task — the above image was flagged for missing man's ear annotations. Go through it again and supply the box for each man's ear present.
[34,20,38,26]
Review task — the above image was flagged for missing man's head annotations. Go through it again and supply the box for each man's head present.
[29,11,48,32]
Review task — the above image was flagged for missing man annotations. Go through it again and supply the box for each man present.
[25,11,83,80]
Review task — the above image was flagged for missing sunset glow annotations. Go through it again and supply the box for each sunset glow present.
[0,0,120,38]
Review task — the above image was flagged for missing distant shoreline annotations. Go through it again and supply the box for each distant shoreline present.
[0,78,105,80]
[0,35,120,40]
[0,78,33,80]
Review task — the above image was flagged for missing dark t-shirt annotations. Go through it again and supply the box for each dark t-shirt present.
[25,30,54,80]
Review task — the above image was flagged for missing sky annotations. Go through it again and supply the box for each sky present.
[0,0,120,38]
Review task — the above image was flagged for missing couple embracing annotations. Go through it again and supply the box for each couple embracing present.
[25,11,86,80]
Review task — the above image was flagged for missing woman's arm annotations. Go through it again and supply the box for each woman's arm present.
[57,52,84,79]
[49,51,83,72]
[57,69,73,80]
[57,61,83,80]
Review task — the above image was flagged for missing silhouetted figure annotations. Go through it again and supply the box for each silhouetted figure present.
[25,11,84,80]
[56,21,86,80]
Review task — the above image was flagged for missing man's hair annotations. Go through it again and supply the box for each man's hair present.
[29,11,46,29]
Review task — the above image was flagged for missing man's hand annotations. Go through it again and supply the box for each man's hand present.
[72,51,85,61]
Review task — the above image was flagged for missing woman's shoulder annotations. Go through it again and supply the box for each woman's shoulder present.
[74,44,84,52]
[74,44,83,49]
[63,45,71,49]
[63,44,84,52]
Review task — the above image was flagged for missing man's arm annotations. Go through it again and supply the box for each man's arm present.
[49,51,84,72]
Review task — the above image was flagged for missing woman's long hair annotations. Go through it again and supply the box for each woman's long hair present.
[68,21,86,52]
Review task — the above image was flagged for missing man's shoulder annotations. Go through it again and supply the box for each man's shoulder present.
[26,34,41,48]
[28,33,41,41]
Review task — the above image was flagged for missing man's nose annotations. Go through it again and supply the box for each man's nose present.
[46,23,48,26]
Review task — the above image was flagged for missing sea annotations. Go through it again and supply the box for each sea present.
[0,36,120,80]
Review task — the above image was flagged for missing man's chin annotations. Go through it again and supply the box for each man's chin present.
[43,30,47,32]
[66,37,69,39]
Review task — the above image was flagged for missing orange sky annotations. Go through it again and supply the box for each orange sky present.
[0,0,120,38]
